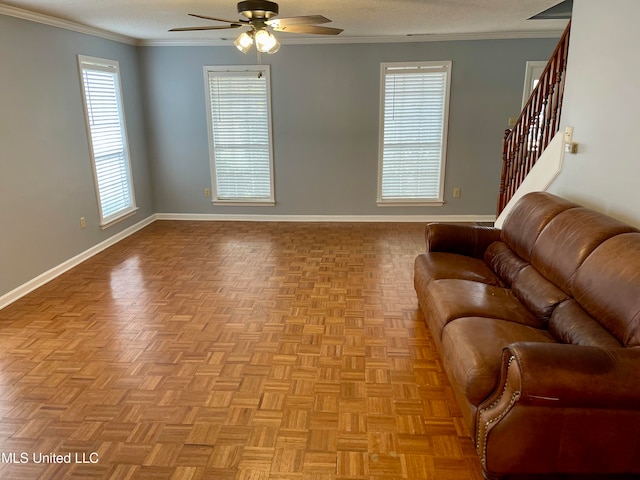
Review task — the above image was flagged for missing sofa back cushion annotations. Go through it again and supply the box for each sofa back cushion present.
[511,265,569,324]
[549,299,623,348]
[501,192,577,262]
[530,208,637,294]
[484,241,528,286]
[573,233,640,347]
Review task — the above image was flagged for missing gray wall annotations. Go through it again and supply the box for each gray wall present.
[140,38,558,216]
[0,9,558,299]
[0,15,154,296]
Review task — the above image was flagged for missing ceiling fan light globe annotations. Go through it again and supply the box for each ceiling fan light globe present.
[255,29,277,52]
[266,36,280,54]
[234,31,254,53]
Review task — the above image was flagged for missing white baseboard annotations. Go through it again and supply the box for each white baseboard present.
[1,211,496,310]
[0,214,156,311]
[156,213,497,223]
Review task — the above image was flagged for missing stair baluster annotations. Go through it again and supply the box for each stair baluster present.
[497,22,571,215]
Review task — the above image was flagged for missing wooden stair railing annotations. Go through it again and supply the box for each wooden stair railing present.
[497,21,571,215]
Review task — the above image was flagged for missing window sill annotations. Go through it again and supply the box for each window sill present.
[377,200,444,207]
[212,200,276,207]
[100,207,139,230]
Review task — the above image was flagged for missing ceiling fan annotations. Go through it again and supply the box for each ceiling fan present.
[170,0,343,54]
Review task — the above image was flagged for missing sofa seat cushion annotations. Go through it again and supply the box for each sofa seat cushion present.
[423,279,542,340]
[441,317,556,405]
[415,252,502,286]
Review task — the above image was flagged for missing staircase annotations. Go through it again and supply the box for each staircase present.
[497,22,571,215]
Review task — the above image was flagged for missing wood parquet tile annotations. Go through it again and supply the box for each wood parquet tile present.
[0,221,484,480]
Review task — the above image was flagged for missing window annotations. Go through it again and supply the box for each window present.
[522,61,547,108]
[378,61,451,205]
[78,55,137,228]
[204,65,275,205]
[522,61,548,153]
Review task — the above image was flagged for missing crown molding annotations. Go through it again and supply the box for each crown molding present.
[141,29,564,47]
[0,4,137,45]
[1,4,563,48]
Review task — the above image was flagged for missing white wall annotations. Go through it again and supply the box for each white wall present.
[550,0,640,227]
[495,130,565,228]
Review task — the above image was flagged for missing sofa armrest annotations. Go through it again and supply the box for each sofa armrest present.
[426,223,501,259]
[504,342,640,408]
[476,343,640,477]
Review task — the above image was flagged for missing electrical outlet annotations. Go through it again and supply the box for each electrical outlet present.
[564,142,579,154]
[564,126,574,143]
[453,187,461,198]
[204,188,211,198]
[80,217,86,229]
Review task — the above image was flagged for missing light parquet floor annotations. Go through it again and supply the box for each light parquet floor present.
[0,221,484,480]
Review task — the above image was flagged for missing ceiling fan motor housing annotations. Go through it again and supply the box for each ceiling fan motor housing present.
[237,0,279,20]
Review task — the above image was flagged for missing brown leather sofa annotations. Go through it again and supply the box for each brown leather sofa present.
[413,191,640,479]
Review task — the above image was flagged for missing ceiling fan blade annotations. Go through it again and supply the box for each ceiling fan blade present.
[188,13,247,24]
[169,25,243,32]
[267,15,331,27]
[271,24,343,35]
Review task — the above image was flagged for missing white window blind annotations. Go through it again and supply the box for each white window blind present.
[205,66,274,204]
[378,61,451,205]
[78,56,136,227]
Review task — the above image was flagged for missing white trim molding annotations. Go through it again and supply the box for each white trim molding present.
[522,60,548,108]
[0,215,156,311]
[0,4,563,47]
[0,4,137,45]
[0,212,496,310]
[142,30,565,47]
[156,213,496,223]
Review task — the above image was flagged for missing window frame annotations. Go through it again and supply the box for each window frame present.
[522,61,547,108]
[522,61,548,153]
[77,55,137,229]
[203,65,275,206]
[377,60,452,206]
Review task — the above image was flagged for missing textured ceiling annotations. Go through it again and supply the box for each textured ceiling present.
[0,0,569,44]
